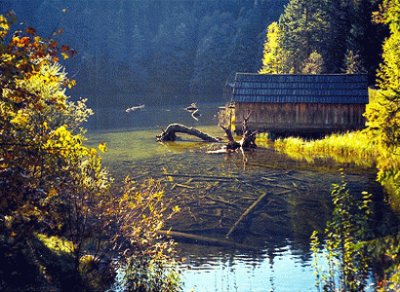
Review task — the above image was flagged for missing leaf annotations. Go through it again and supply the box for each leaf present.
[26,27,36,35]
[49,40,58,49]
[0,14,10,40]
[98,143,107,153]
[48,188,58,197]
[67,79,76,89]
[61,45,70,52]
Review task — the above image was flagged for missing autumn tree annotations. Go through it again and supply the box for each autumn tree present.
[0,14,180,290]
[365,0,400,211]
[259,22,289,74]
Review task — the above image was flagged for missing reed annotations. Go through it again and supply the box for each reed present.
[274,131,378,167]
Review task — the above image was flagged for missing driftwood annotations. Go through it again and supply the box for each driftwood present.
[239,111,257,149]
[163,173,239,181]
[156,123,221,142]
[226,192,268,238]
[157,112,257,153]
[157,230,256,250]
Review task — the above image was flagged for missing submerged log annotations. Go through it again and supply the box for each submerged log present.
[157,230,257,250]
[156,123,221,142]
[226,192,268,238]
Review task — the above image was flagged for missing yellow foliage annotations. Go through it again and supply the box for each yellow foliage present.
[259,22,289,74]
[172,205,180,213]
[274,131,378,168]
[98,142,107,153]
[10,110,29,128]
[35,233,74,254]
[0,15,9,39]
[1,53,14,63]
[61,52,69,60]
[47,188,58,197]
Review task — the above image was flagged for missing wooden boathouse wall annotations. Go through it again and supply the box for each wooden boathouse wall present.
[222,73,369,136]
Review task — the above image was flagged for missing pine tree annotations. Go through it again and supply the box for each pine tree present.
[324,0,350,72]
[302,51,325,74]
[343,50,365,74]
[279,0,330,73]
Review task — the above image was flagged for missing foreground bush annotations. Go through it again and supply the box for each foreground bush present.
[0,14,179,291]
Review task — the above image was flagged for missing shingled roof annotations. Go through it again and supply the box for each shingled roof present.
[232,73,369,104]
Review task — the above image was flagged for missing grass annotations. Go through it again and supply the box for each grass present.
[274,131,378,168]
[272,89,382,168]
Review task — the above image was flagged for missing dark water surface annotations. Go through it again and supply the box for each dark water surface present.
[87,104,399,292]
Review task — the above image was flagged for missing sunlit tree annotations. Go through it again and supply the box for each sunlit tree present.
[343,50,365,74]
[279,0,330,73]
[302,51,325,74]
[365,0,400,212]
[259,22,290,74]
[0,14,180,290]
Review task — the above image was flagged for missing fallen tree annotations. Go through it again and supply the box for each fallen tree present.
[156,112,257,153]
[157,230,257,250]
[156,123,221,142]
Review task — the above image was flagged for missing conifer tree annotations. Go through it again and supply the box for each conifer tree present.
[279,0,330,73]
[302,51,325,74]
[343,50,365,74]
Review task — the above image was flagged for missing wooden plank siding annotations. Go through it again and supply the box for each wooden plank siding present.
[219,73,369,136]
[233,103,365,135]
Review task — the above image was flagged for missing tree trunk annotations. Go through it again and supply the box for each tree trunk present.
[156,123,221,142]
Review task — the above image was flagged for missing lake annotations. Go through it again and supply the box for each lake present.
[87,104,399,291]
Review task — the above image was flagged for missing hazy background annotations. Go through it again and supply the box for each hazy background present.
[1,0,287,107]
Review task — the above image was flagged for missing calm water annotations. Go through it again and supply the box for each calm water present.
[87,104,399,292]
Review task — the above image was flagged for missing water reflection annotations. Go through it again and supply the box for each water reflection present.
[86,103,221,132]
[87,105,399,291]
[180,246,315,291]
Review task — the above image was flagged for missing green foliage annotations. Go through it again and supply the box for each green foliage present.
[343,50,365,74]
[0,13,111,290]
[311,178,373,291]
[259,22,290,74]
[367,233,400,291]
[273,0,384,77]
[13,0,286,103]
[0,12,101,241]
[279,0,330,73]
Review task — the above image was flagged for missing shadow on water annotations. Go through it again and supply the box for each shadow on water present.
[87,105,400,291]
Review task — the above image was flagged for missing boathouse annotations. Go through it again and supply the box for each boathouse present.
[219,73,369,136]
